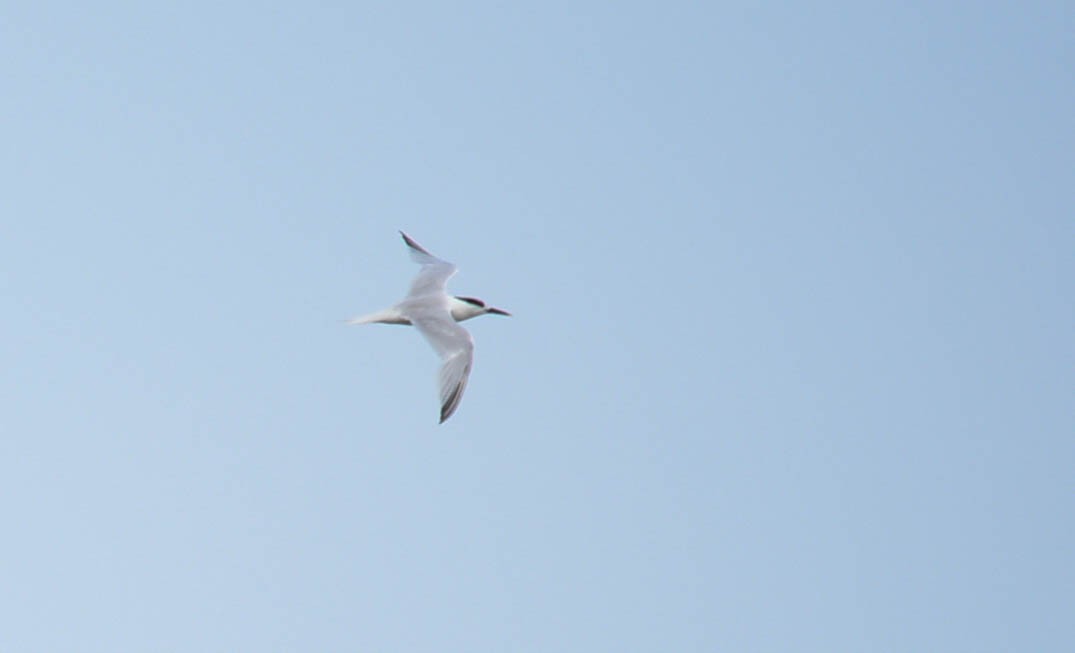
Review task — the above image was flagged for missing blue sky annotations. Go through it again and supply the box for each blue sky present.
[1,2,1071,651]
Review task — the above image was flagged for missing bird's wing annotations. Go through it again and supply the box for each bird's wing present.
[400,231,457,298]
[410,312,475,423]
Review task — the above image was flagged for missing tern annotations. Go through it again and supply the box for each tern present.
[347,232,511,423]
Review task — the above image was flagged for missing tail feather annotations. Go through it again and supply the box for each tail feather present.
[345,307,411,326]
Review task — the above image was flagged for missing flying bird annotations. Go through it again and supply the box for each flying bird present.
[347,232,511,423]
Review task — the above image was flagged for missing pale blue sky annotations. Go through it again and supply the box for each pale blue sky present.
[1,2,1072,651]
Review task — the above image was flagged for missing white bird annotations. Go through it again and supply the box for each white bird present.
[347,232,511,423]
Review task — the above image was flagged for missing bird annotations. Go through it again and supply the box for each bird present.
[347,231,511,423]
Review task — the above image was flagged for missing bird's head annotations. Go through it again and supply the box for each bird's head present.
[452,296,512,321]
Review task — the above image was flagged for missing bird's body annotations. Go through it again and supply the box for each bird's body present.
[347,296,498,326]
[348,232,510,423]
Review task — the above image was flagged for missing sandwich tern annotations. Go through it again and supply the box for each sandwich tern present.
[348,232,510,423]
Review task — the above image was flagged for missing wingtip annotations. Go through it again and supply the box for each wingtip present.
[439,384,463,423]
[399,230,433,255]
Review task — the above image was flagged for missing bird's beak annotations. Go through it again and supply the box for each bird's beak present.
[487,307,511,316]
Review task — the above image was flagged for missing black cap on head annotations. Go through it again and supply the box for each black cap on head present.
[456,296,486,308]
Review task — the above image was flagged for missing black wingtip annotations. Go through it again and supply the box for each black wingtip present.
[399,231,433,256]
[439,383,463,423]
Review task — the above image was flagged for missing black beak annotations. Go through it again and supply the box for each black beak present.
[487,307,511,316]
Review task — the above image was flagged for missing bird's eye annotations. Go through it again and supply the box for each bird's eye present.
[457,296,485,307]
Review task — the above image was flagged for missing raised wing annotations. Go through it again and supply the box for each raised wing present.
[410,313,475,423]
[401,231,457,298]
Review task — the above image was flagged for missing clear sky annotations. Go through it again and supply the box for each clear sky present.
[1,2,1071,651]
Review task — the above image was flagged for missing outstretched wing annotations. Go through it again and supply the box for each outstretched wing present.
[410,312,475,423]
[436,348,473,423]
[400,231,457,298]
